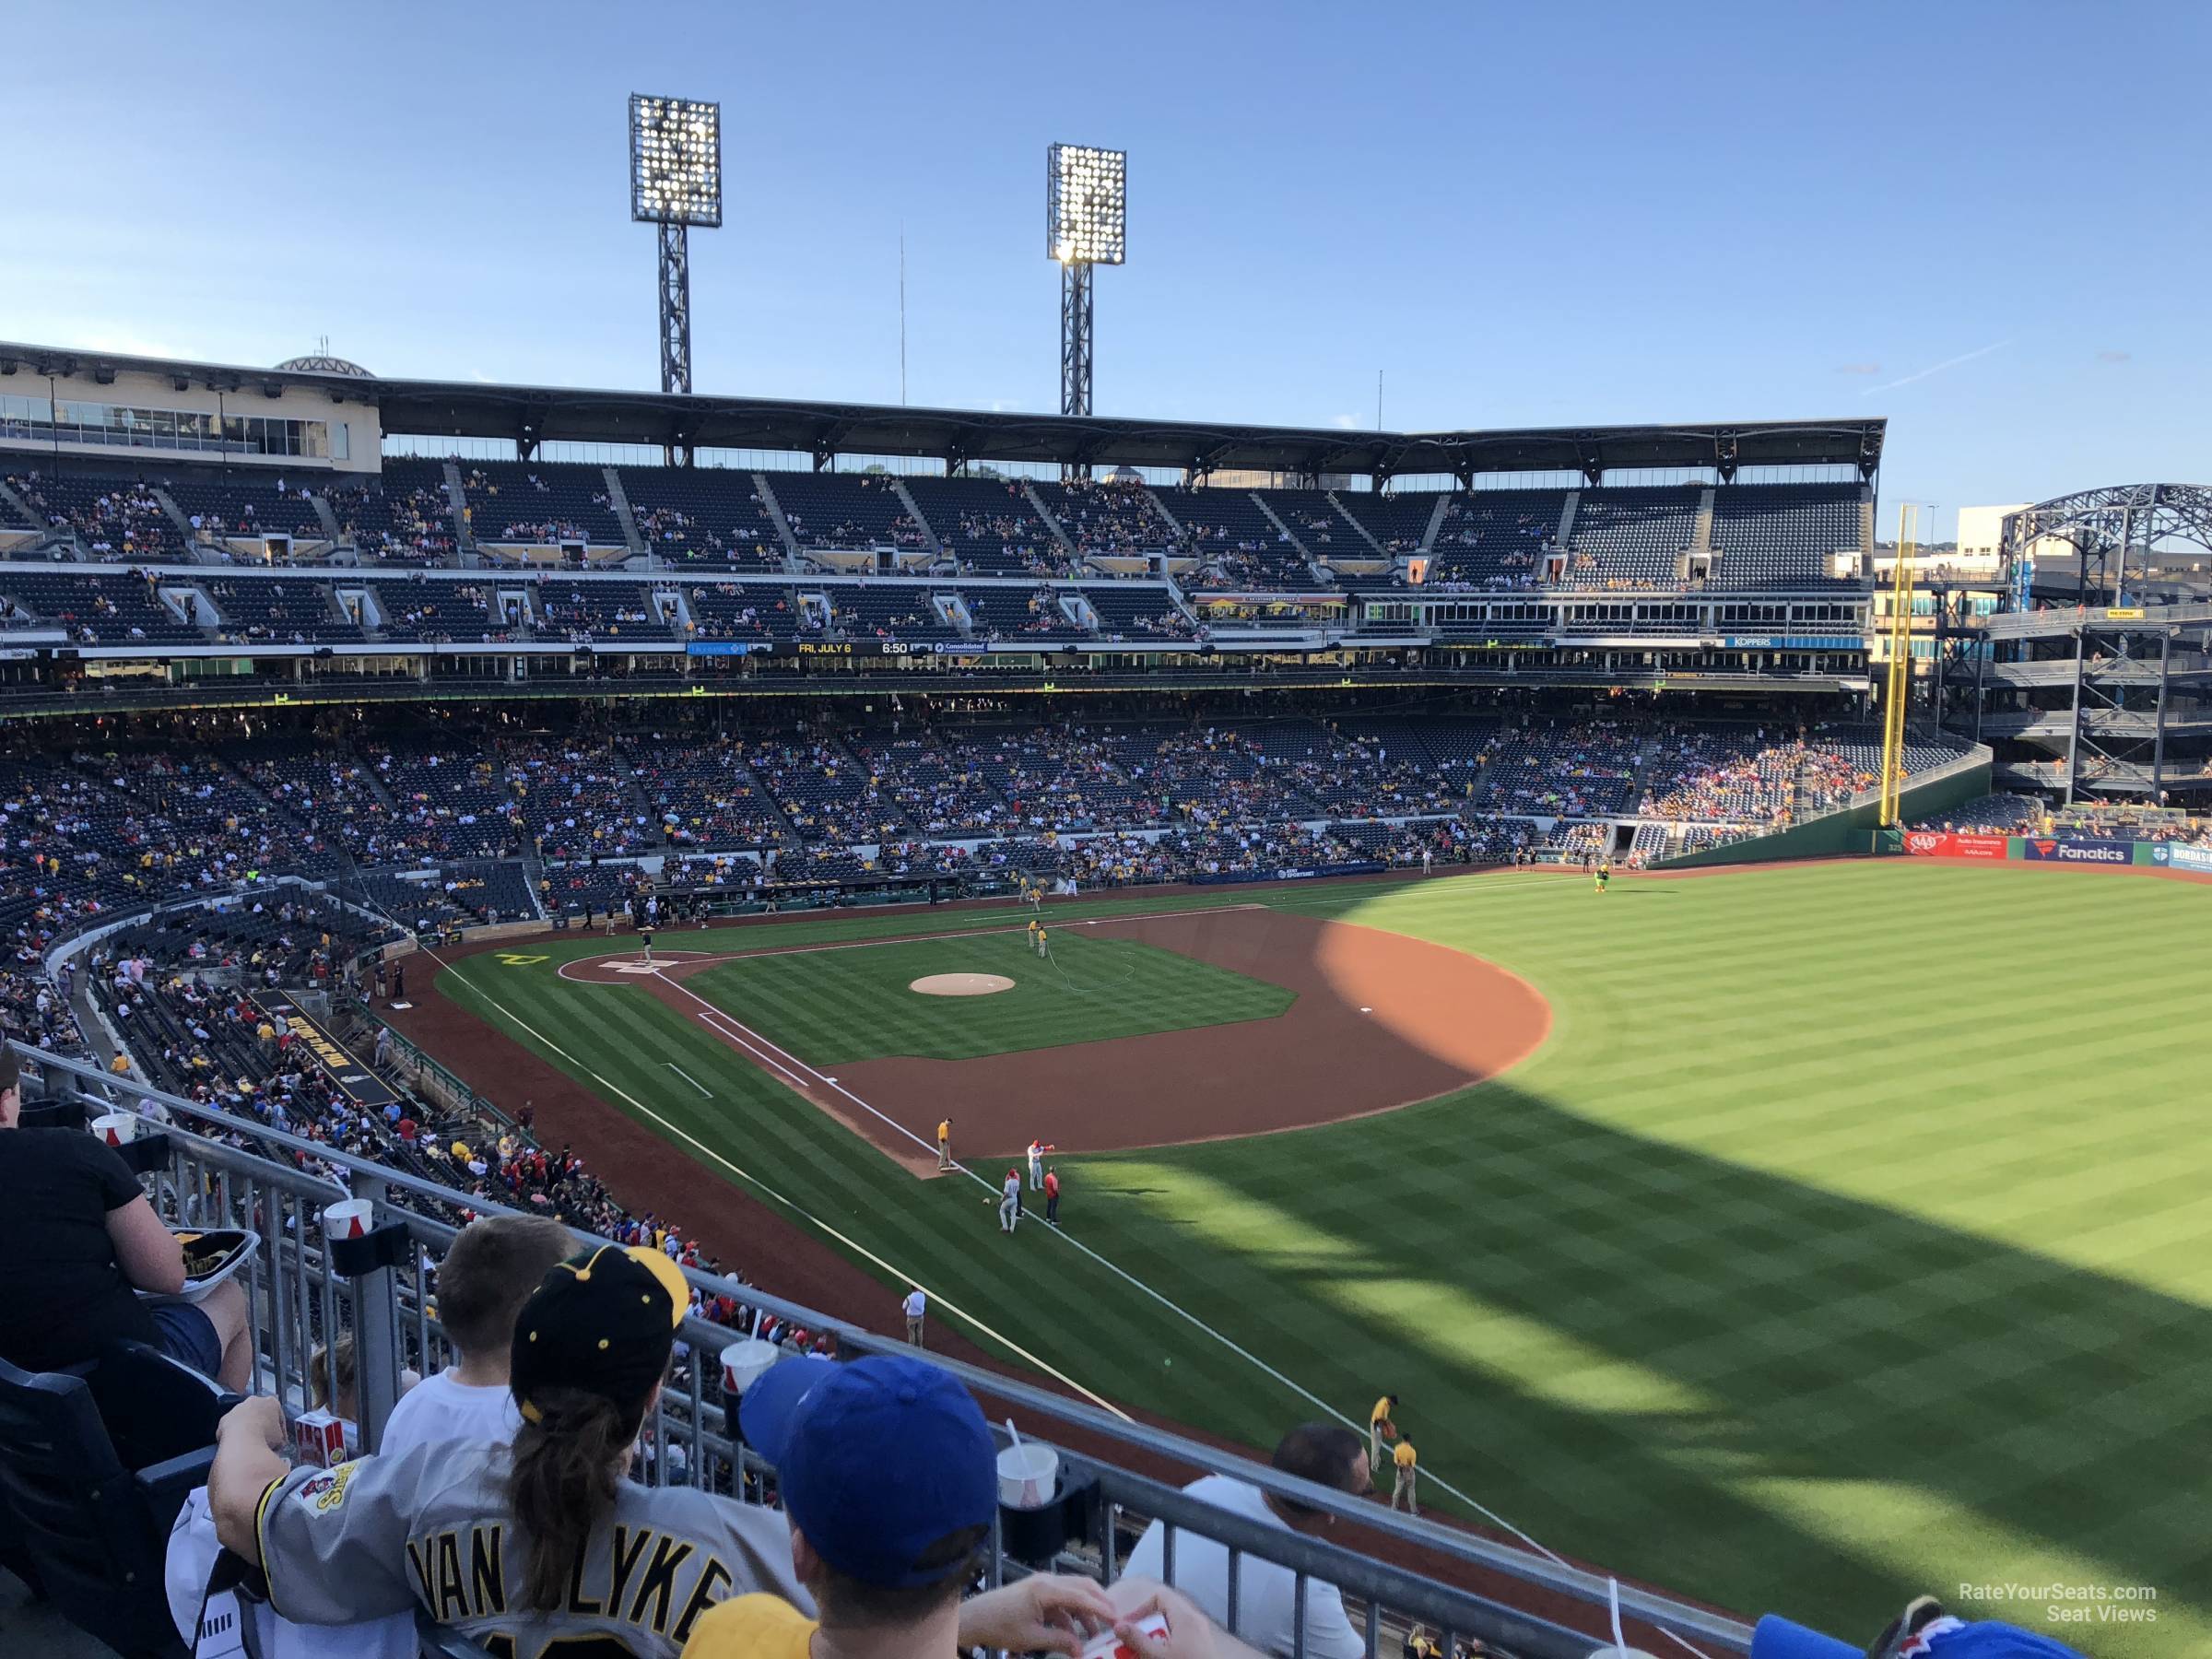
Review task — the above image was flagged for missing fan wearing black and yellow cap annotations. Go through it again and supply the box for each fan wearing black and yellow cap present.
[208,1244,810,1658]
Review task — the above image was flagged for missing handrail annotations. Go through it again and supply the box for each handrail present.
[13,1040,1763,1655]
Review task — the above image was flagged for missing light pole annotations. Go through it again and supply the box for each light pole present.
[1046,142,1125,471]
[629,94,723,464]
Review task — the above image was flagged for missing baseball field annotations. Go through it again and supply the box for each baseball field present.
[401,862,2212,1656]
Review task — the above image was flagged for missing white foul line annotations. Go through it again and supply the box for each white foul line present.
[664,1062,713,1098]
[447,981,1128,1421]
[638,965,1572,1566]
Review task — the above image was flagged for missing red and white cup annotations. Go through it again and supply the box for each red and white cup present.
[995,1442,1059,1510]
[1081,1611,1171,1658]
[323,1198,373,1240]
[293,1408,347,1469]
[720,1337,779,1398]
[89,1112,138,1147]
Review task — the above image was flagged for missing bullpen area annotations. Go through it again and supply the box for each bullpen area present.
[395,863,2212,1657]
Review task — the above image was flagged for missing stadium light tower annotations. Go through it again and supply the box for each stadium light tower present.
[1047,143,1124,446]
[629,93,722,462]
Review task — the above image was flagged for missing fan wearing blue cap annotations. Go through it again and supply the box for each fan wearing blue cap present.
[682,1353,1262,1658]
[1750,1596,2089,1659]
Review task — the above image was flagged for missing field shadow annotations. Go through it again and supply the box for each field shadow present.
[824,905,1552,1159]
[1172,1074,2208,1640]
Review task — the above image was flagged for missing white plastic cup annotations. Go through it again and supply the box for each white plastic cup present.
[720,1337,779,1397]
[323,1198,373,1240]
[89,1112,138,1147]
[996,1441,1059,1510]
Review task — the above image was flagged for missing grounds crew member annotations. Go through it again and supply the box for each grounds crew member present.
[1369,1394,1398,1472]
[1035,924,1050,960]
[209,1244,809,1657]
[1390,1433,1418,1515]
[935,1116,952,1171]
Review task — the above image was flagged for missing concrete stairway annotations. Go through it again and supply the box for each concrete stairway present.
[890,479,947,561]
[603,466,649,559]
[307,489,345,544]
[1418,493,1452,559]
[1691,488,1716,554]
[1250,491,1332,586]
[1325,491,1388,556]
[441,462,472,564]
[1021,481,1083,568]
[150,487,201,557]
[750,474,806,570]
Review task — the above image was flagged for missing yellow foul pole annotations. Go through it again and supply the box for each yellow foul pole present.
[1877,503,1920,827]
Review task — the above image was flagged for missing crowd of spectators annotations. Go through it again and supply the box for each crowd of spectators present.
[6,471,181,559]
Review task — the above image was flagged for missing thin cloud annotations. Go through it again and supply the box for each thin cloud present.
[1862,339,2012,395]
[1332,413,1362,429]
[1834,362,1881,375]
[2096,349,2131,363]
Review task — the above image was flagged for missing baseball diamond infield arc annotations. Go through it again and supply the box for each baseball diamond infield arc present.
[558,906,1550,1160]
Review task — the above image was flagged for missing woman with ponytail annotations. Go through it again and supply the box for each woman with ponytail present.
[211,1245,811,1657]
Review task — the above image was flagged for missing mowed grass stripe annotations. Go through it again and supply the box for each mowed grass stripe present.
[688,930,1290,1065]
[444,864,2212,1656]
[444,965,1289,1435]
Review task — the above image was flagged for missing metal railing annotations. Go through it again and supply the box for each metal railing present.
[15,1041,1780,1659]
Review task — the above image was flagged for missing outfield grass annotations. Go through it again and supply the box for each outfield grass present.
[442,867,2212,1655]
[688,927,1291,1063]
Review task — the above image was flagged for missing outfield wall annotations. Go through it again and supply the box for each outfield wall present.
[1904,831,2212,871]
[1659,752,1993,868]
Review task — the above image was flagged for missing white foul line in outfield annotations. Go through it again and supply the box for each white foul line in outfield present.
[663,1063,713,1098]
[640,963,1583,1577]
[453,981,1131,1421]
[445,885,1706,1655]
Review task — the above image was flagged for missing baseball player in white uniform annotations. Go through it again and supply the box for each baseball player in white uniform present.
[998,1169,1022,1233]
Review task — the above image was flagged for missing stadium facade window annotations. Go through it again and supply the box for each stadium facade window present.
[0,395,328,459]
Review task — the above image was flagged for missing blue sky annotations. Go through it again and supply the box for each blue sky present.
[4,0,2205,535]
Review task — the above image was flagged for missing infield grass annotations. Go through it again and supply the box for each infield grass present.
[441,865,2212,1656]
[687,926,1291,1063]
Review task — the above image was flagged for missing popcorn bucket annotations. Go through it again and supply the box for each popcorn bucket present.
[322,1198,373,1240]
[89,1112,138,1147]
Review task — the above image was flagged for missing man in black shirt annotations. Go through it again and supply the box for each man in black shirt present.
[0,1049,250,1386]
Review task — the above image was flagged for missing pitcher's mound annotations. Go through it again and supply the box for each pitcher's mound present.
[910,973,1016,997]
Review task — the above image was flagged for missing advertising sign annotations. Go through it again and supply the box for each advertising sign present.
[2018,837,2134,865]
[1901,831,2009,860]
[2147,841,2212,874]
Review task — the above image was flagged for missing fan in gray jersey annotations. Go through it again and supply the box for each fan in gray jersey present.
[213,1244,813,1659]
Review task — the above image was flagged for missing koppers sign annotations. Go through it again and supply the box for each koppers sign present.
[2018,837,2134,865]
[1902,831,2010,860]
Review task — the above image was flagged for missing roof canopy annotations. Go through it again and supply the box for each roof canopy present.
[0,340,1883,482]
